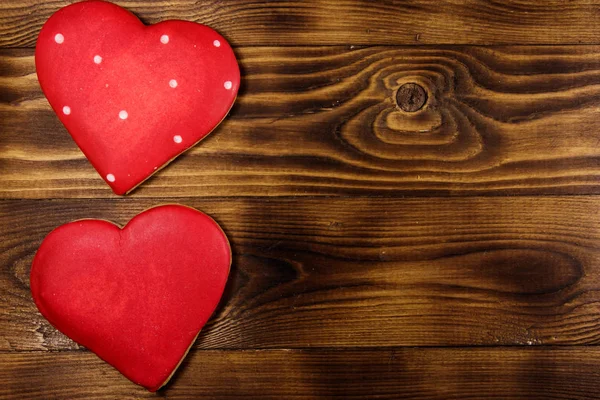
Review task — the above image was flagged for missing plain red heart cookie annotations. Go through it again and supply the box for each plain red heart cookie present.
[36,0,240,195]
[30,205,231,391]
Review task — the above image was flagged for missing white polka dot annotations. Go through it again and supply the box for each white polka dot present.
[173,135,183,143]
[106,174,115,182]
[160,35,169,44]
[169,79,178,88]
[54,34,64,44]
[62,106,71,115]
[119,110,128,120]
[224,81,233,90]
[94,55,102,64]
[213,40,221,47]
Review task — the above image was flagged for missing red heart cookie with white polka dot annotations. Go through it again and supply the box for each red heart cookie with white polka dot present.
[30,205,231,391]
[36,0,240,195]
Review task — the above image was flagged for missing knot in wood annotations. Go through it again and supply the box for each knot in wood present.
[396,83,427,112]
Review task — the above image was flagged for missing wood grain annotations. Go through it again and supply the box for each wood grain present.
[3,196,600,351]
[3,1,600,398]
[3,46,600,198]
[2,348,600,399]
[2,0,600,48]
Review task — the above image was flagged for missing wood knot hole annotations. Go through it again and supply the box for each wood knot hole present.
[396,83,427,112]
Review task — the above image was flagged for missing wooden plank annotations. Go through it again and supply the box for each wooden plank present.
[3,46,600,198]
[2,1,600,47]
[1,348,600,399]
[3,196,600,351]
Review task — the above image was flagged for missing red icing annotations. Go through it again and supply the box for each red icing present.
[35,0,240,195]
[30,205,231,391]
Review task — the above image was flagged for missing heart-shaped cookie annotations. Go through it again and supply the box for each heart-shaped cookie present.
[30,205,231,391]
[36,0,240,194]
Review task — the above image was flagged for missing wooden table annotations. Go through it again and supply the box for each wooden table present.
[3,1,600,398]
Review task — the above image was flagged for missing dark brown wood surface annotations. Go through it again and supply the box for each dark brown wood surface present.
[4,46,600,197]
[3,0,600,398]
[3,0,600,47]
[2,348,600,399]
[3,197,600,351]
